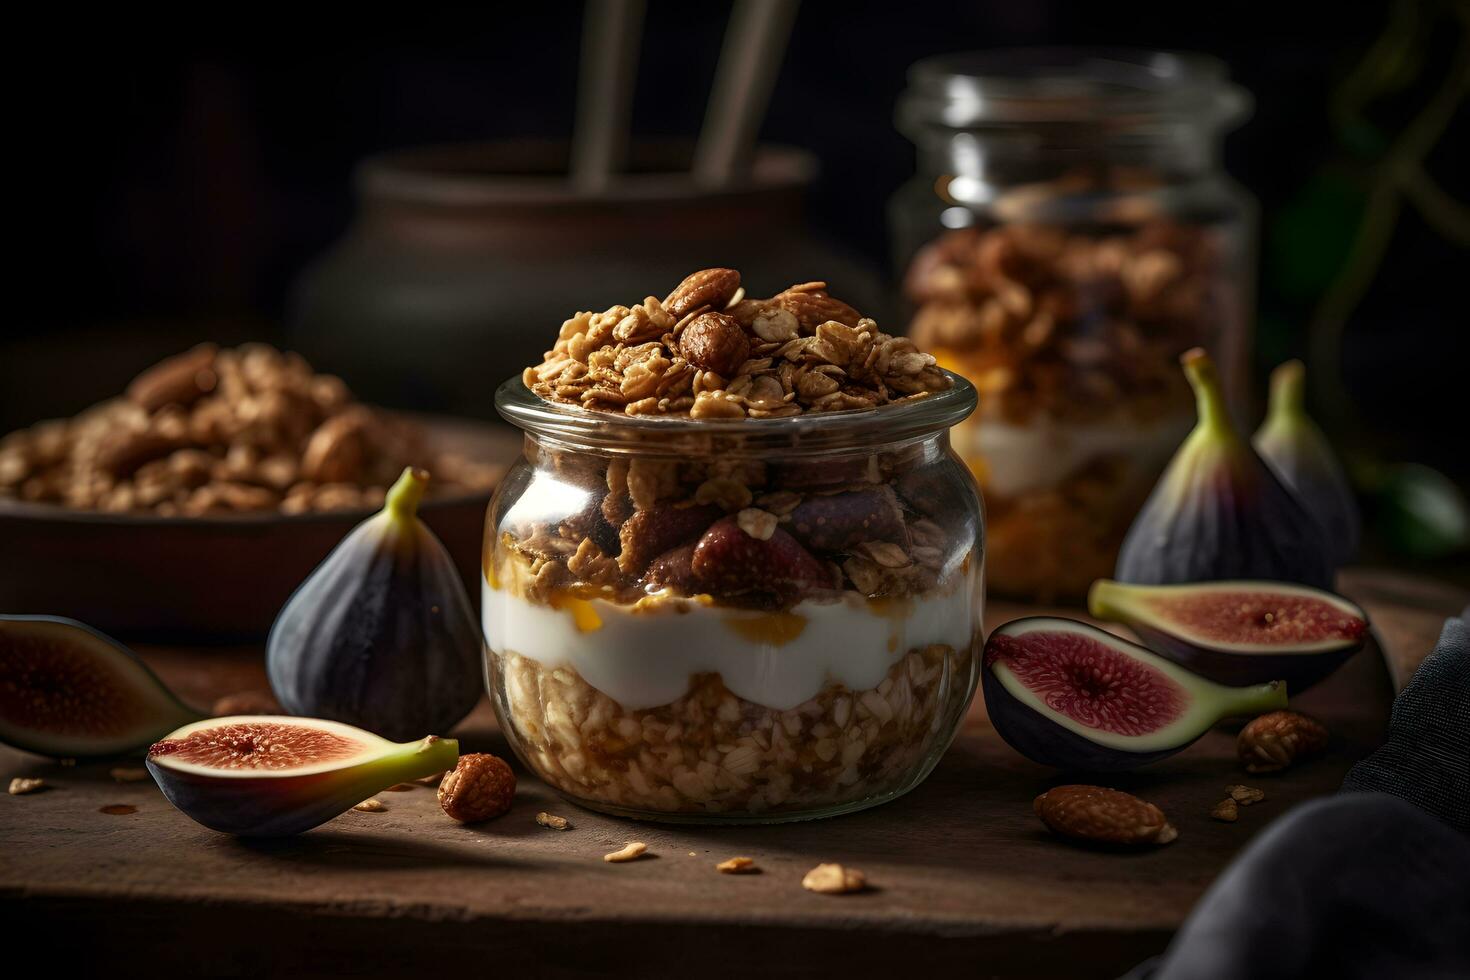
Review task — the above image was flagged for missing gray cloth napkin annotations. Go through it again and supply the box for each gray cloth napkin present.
[1341,606,1469,831]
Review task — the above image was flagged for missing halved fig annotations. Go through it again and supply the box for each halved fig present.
[147,715,459,837]
[1089,579,1370,692]
[983,618,1287,771]
[0,615,203,758]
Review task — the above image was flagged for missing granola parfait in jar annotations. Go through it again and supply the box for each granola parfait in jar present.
[484,269,982,822]
[893,50,1255,601]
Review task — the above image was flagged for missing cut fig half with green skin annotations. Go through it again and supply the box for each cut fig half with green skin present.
[983,617,1287,772]
[147,715,459,837]
[1089,579,1370,692]
[0,615,203,758]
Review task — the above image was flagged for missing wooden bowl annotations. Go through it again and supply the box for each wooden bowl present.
[0,417,518,642]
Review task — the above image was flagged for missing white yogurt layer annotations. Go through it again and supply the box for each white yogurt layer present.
[963,415,1189,499]
[482,580,980,712]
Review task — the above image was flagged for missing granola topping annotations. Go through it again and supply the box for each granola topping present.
[524,270,952,418]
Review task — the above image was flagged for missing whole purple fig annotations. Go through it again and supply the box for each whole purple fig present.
[1253,360,1360,568]
[267,467,481,741]
[1115,349,1334,589]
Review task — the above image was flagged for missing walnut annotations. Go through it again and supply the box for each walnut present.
[1238,711,1328,773]
[438,753,516,823]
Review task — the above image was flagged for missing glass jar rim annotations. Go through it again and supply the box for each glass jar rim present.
[495,371,977,455]
[899,47,1250,130]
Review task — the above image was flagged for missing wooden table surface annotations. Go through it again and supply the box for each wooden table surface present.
[1,569,1461,980]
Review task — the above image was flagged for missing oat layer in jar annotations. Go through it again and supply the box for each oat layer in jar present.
[483,270,983,823]
[892,49,1255,601]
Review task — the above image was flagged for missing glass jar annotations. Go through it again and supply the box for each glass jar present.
[892,49,1255,602]
[482,374,983,823]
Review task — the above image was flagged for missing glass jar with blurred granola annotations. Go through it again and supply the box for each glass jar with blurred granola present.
[484,269,983,823]
[892,49,1255,601]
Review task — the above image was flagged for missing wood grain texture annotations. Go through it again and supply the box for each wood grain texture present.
[0,570,1461,980]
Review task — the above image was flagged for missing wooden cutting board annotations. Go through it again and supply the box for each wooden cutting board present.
[0,569,1459,980]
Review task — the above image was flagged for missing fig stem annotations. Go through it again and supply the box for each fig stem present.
[385,467,430,522]
[1268,360,1307,421]
[1180,348,1238,441]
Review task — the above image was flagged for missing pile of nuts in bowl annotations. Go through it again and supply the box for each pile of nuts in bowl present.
[0,343,501,515]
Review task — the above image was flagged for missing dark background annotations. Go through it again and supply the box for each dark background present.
[5,1,1466,473]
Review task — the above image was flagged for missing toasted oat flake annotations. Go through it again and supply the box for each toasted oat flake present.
[353,798,385,812]
[802,863,866,894]
[716,856,759,874]
[8,777,45,795]
[604,841,648,863]
[109,767,149,783]
[536,811,571,831]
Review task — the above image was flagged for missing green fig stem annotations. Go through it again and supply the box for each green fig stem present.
[385,467,430,522]
[1219,679,1289,719]
[404,735,459,777]
[1180,348,1239,442]
[1268,360,1307,421]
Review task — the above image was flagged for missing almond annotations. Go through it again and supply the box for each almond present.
[1033,785,1178,846]
[678,312,750,378]
[664,268,741,318]
[126,343,219,412]
[771,289,862,330]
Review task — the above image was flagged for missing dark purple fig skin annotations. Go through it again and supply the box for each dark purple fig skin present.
[267,471,481,742]
[1125,623,1358,693]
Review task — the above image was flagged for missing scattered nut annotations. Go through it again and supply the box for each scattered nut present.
[353,798,385,812]
[8,777,45,795]
[536,811,571,831]
[716,856,759,875]
[604,841,648,863]
[1239,711,1329,773]
[1211,798,1239,822]
[438,753,516,823]
[1225,784,1266,805]
[109,767,149,783]
[1033,785,1178,846]
[802,863,867,894]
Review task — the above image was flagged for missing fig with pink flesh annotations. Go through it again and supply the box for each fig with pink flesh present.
[147,715,459,836]
[983,617,1287,771]
[1089,579,1370,692]
[0,615,203,758]
[1115,349,1334,590]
